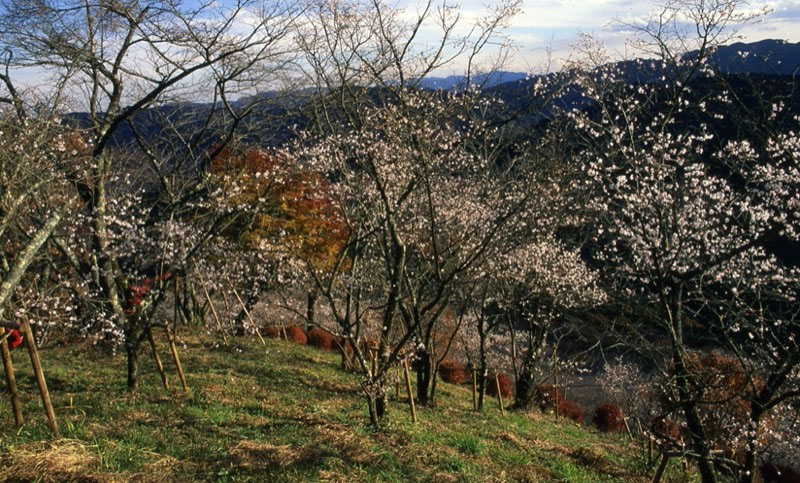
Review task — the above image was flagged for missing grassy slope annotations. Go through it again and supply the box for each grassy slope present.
[0,332,687,482]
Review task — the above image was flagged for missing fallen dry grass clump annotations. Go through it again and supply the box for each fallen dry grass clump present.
[228,440,320,469]
[0,440,116,483]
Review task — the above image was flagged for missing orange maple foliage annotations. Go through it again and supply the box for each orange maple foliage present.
[209,145,349,271]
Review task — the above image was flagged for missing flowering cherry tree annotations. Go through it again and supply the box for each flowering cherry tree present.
[569,2,800,479]
[290,88,539,423]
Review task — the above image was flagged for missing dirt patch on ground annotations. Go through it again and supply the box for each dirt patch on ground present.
[0,440,119,483]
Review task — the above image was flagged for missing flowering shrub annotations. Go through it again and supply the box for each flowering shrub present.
[592,403,624,432]
[485,372,512,398]
[284,326,307,345]
[308,328,334,351]
[438,360,468,384]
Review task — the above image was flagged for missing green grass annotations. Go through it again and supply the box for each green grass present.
[0,331,685,481]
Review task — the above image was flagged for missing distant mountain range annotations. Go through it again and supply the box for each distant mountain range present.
[70,39,800,151]
[421,39,800,93]
[415,71,529,90]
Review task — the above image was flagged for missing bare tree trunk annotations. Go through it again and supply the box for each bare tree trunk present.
[477,321,489,411]
[306,289,317,332]
[125,321,144,392]
[667,289,718,483]
[415,348,432,405]
[514,325,547,410]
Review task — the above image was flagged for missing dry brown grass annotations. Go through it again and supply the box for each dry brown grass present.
[228,440,321,469]
[0,440,118,483]
[128,456,179,483]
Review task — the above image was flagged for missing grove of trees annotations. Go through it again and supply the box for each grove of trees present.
[0,0,798,480]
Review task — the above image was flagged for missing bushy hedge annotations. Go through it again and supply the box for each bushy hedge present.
[592,403,624,432]
[264,326,283,339]
[438,359,468,384]
[284,326,308,345]
[308,328,334,350]
[558,399,584,424]
[485,372,512,398]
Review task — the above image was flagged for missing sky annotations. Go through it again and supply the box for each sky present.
[435,0,800,72]
[7,0,800,95]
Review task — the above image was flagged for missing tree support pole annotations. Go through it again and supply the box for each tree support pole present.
[652,453,670,483]
[22,321,58,436]
[232,287,265,345]
[199,277,228,346]
[165,327,188,392]
[0,327,23,427]
[495,374,505,415]
[403,359,417,424]
[147,328,169,390]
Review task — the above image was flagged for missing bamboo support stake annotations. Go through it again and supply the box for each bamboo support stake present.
[232,287,265,345]
[0,327,23,427]
[403,359,417,424]
[471,368,478,411]
[623,417,634,441]
[165,328,188,392]
[495,374,505,415]
[147,328,169,390]
[21,322,58,436]
[199,277,228,346]
[395,363,401,400]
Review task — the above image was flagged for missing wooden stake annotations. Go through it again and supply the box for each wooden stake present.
[623,416,634,441]
[395,363,400,400]
[147,328,169,390]
[281,327,288,341]
[471,368,478,411]
[0,327,23,427]
[165,328,188,392]
[652,453,670,483]
[232,287,265,345]
[403,359,417,424]
[199,277,228,346]
[495,373,505,415]
[21,322,58,436]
